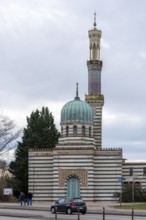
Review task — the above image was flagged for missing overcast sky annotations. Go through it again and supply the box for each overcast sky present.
[0,0,146,161]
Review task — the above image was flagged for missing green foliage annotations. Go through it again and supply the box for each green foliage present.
[9,107,60,196]
[122,184,146,202]
[122,184,133,202]
[23,106,59,149]
[113,184,146,203]
[114,203,146,210]
[9,142,28,195]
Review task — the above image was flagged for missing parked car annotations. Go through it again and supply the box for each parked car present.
[50,197,87,214]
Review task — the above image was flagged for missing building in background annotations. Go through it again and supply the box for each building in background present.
[28,15,146,202]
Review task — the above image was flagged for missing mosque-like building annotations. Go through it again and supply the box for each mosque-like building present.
[28,16,146,202]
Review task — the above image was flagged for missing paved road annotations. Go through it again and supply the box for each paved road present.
[0,214,146,220]
[0,208,146,220]
[0,201,146,220]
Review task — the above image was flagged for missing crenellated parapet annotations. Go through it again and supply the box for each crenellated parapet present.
[101,147,122,151]
[29,148,53,152]
[94,147,122,156]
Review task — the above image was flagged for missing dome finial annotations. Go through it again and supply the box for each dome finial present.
[75,82,80,100]
[93,11,96,29]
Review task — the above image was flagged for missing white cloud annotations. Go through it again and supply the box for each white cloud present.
[101,39,110,49]
[0,0,146,161]
[139,52,146,59]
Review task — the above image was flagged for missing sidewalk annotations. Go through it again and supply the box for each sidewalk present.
[0,201,117,210]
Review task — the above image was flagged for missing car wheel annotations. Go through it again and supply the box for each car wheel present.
[66,207,72,214]
[51,207,56,214]
[81,211,86,214]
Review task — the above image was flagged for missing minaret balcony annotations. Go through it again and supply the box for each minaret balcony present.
[85,94,104,103]
[87,60,102,65]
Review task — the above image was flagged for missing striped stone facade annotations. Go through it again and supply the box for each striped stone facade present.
[85,96,104,148]
[28,149,146,202]
[28,147,123,202]
[122,161,146,190]
[28,150,53,201]
[93,148,122,201]
[93,103,103,148]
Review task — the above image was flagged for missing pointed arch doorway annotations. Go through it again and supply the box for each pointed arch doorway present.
[67,177,80,197]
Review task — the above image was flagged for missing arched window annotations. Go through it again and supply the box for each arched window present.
[92,43,97,60]
[66,126,69,137]
[89,127,92,137]
[82,126,85,137]
[61,127,63,136]
[73,126,77,136]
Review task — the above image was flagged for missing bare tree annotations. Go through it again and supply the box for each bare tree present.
[0,113,21,155]
[0,159,13,201]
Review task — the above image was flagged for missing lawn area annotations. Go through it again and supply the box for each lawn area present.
[114,203,146,210]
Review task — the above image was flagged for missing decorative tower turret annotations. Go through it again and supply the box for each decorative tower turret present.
[85,13,104,148]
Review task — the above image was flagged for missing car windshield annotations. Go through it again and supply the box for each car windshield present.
[58,198,65,204]
[73,199,83,203]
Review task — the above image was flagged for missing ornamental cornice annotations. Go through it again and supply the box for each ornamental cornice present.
[29,151,53,157]
[87,60,102,66]
[87,61,102,71]
[56,145,95,149]
[53,149,94,155]
[29,148,53,152]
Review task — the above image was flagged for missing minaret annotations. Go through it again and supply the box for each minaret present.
[85,13,104,148]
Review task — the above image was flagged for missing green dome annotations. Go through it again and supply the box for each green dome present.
[61,97,93,124]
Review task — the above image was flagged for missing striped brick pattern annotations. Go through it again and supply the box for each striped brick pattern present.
[52,152,94,201]
[28,147,123,202]
[93,104,103,148]
[122,162,146,190]
[28,150,53,202]
[93,149,123,201]
[85,99,103,148]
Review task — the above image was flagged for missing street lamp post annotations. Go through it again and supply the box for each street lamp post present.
[132,178,134,206]
[120,186,122,206]
[118,176,124,206]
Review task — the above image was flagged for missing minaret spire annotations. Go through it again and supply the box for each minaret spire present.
[75,82,80,100]
[93,12,96,29]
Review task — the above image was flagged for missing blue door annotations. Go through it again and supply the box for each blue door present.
[67,177,80,197]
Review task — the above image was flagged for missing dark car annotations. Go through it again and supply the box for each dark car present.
[50,197,87,214]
